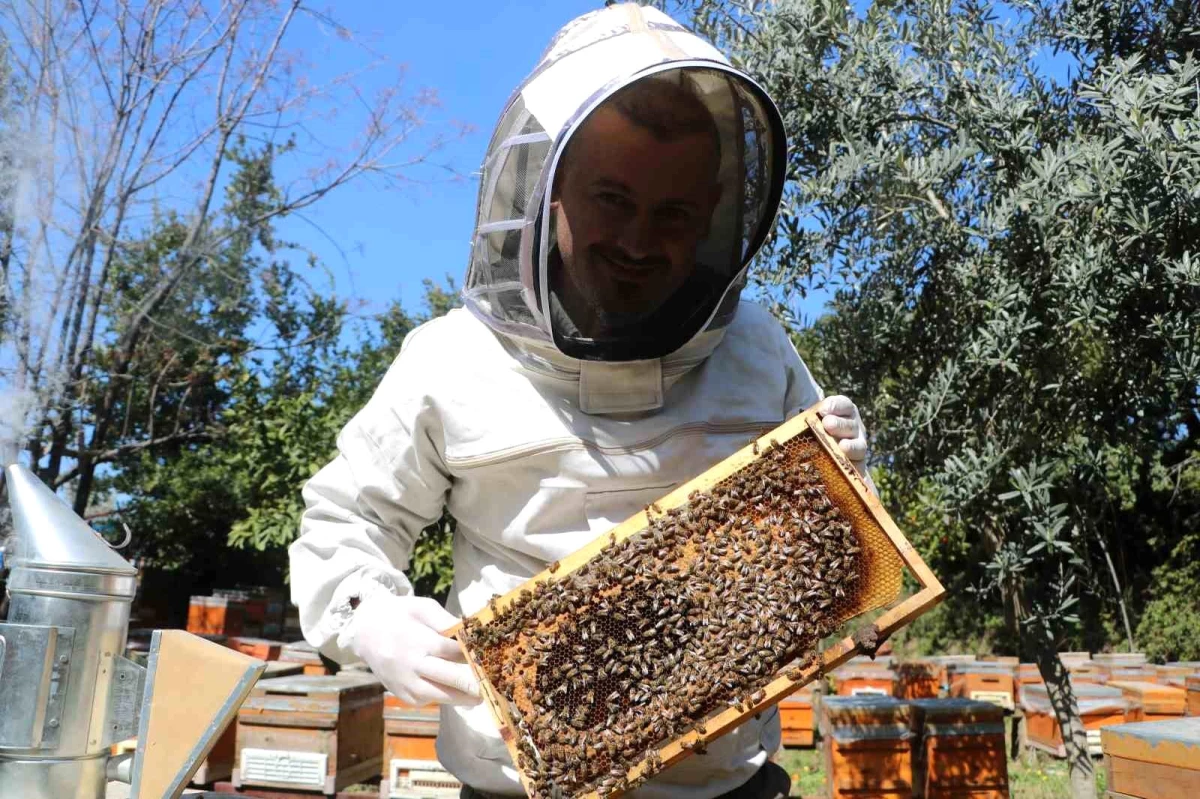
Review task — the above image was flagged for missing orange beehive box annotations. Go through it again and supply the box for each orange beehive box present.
[187,595,246,636]
[1094,652,1148,668]
[1014,664,1043,704]
[226,636,285,661]
[833,659,896,697]
[1020,683,1126,757]
[978,655,1018,666]
[925,656,978,691]
[909,698,1008,799]
[278,640,335,675]
[233,673,384,794]
[1101,718,1200,798]
[1102,666,1160,684]
[822,696,912,799]
[1188,677,1200,717]
[381,693,462,798]
[1108,681,1187,723]
[191,661,305,786]
[779,682,818,747]
[894,662,941,700]
[947,664,1014,710]
[1156,662,1200,682]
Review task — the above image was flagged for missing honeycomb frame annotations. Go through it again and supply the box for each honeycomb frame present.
[449,406,945,798]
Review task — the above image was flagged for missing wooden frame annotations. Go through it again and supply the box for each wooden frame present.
[450,407,946,798]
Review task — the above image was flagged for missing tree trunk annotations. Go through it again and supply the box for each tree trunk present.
[1025,625,1097,799]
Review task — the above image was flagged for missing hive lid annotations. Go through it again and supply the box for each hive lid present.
[1101,718,1200,769]
[823,695,909,725]
[251,672,382,695]
[908,697,1005,723]
[1107,680,1184,699]
[4,463,136,575]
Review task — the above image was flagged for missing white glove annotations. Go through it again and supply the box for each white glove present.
[818,395,877,495]
[339,593,481,706]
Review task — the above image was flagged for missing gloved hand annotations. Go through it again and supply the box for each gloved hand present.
[339,593,481,706]
[817,395,877,494]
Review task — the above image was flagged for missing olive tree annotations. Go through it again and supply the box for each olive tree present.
[666,1,1200,796]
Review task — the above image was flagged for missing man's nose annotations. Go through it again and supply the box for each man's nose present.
[617,211,655,260]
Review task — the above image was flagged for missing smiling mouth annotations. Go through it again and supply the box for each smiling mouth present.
[599,251,656,283]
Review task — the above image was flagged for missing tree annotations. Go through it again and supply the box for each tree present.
[667,1,1199,796]
[107,276,460,605]
[0,0,452,516]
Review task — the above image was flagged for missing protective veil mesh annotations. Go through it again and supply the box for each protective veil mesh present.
[463,4,785,364]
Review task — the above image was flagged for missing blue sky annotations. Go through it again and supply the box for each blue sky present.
[272,0,606,320]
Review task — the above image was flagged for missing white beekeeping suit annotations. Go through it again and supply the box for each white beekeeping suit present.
[290,3,826,796]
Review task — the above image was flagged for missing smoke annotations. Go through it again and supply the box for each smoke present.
[0,387,36,467]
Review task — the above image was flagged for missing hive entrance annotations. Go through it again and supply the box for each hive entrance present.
[461,430,909,798]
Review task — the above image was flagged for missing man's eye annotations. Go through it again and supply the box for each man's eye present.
[657,207,692,225]
[596,192,630,209]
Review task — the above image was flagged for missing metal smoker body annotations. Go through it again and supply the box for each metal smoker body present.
[0,464,145,799]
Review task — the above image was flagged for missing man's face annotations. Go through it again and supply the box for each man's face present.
[550,104,721,325]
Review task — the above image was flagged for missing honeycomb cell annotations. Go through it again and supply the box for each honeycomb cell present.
[460,429,907,798]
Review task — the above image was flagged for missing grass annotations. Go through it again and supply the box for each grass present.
[775,718,1108,798]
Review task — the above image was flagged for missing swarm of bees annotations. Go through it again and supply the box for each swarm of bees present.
[460,434,866,798]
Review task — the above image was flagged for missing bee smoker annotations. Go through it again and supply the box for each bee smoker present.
[0,463,263,799]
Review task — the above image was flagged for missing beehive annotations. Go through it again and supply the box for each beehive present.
[1058,652,1092,668]
[779,681,818,747]
[187,595,245,636]
[191,662,304,786]
[1020,683,1125,757]
[1108,681,1187,723]
[833,659,896,697]
[947,664,1014,710]
[908,698,1008,799]
[978,655,1018,667]
[1188,677,1200,717]
[894,661,941,700]
[1066,661,1108,685]
[381,694,463,799]
[1094,652,1148,668]
[1014,664,1042,704]
[822,696,913,799]
[1101,718,1200,798]
[454,409,944,799]
[232,673,384,794]
[279,639,335,675]
[1102,665,1160,684]
[1156,663,1200,682]
[226,636,284,661]
[925,656,978,692]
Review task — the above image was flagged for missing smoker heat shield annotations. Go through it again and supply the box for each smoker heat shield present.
[452,405,945,798]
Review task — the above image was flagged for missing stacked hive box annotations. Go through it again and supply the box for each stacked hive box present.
[1188,677,1200,717]
[1101,718,1200,798]
[187,595,246,636]
[1155,662,1200,683]
[1103,666,1160,685]
[833,659,896,697]
[1013,664,1042,705]
[279,639,335,675]
[947,664,1014,711]
[908,698,1008,799]
[232,672,385,794]
[381,694,462,799]
[822,696,913,799]
[226,636,284,661]
[925,656,977,694]
[779,681,819,747]
[894,662,941,700]
[1058,652,1091,668]
[1020,683,1126,757]
[191,661,305,786]
[1094,652,1148,668]
[1108,681,1188,723]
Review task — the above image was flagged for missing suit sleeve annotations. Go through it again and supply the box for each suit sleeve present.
[288,330,451,664]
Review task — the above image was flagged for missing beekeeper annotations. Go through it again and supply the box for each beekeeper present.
[289,4,874,797]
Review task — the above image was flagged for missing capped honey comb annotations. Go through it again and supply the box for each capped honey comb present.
[454,407,944,799]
